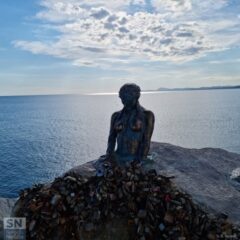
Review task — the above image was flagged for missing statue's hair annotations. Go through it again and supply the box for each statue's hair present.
[119,83,141,99]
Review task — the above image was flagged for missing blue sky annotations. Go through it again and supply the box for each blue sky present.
[0,0,240,96]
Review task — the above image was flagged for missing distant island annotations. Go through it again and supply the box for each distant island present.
[154,85,240,92]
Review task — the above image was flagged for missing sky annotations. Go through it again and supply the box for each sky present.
[0,0,240,96]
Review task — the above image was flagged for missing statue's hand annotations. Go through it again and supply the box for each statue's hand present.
[95,153,115,177]
[99,154,108,162]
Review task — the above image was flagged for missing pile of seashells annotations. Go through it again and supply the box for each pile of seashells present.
[15,161,240,240]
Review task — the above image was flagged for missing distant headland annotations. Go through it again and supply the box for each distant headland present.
[154,85,240,92]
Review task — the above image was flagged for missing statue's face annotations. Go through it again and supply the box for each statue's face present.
[119,91,138,109]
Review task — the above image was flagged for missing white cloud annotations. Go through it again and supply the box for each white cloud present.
[151,0,192,13]
[14,0,240,67]
[36,0,131,22]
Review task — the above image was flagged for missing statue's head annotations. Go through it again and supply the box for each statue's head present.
[119,83,141,109]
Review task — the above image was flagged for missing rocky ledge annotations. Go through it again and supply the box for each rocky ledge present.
[1,142,240,240]
[63,142,240,224]
[0,198,18,240]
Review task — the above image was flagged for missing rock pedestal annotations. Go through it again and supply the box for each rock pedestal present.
[2,142,240,239]
[65,142,240,224]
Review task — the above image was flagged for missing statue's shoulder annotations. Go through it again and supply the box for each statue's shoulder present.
[143,109,155,123]
[111,111,121,120]
[143,109,155,118]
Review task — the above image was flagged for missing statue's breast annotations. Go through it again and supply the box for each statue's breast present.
[114,118,143,133]
[114,121,124,132]
[131,119,143,132]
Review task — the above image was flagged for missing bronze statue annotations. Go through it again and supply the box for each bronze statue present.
[103,83,155,166]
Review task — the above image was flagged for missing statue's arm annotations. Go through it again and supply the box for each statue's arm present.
[140,110,155,159]
[106,112,118,156]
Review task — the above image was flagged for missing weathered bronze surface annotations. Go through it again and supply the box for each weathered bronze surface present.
[105,83,155,165]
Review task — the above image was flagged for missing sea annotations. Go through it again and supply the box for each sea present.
[0,89,240,198]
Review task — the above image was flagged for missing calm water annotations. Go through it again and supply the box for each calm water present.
[0,89,240,197]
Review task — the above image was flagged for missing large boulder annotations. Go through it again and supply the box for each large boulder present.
[0,198,18,240]
[149,142,240,224]
[65,142,240,224]
[9,142,240,239]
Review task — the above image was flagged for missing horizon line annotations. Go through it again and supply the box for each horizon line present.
[1,84,240,97]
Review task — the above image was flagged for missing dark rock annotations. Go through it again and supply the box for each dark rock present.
[0,197,18,240]
[6,142,240,239]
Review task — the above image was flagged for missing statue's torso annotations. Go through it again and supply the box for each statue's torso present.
[113,109,145,160]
